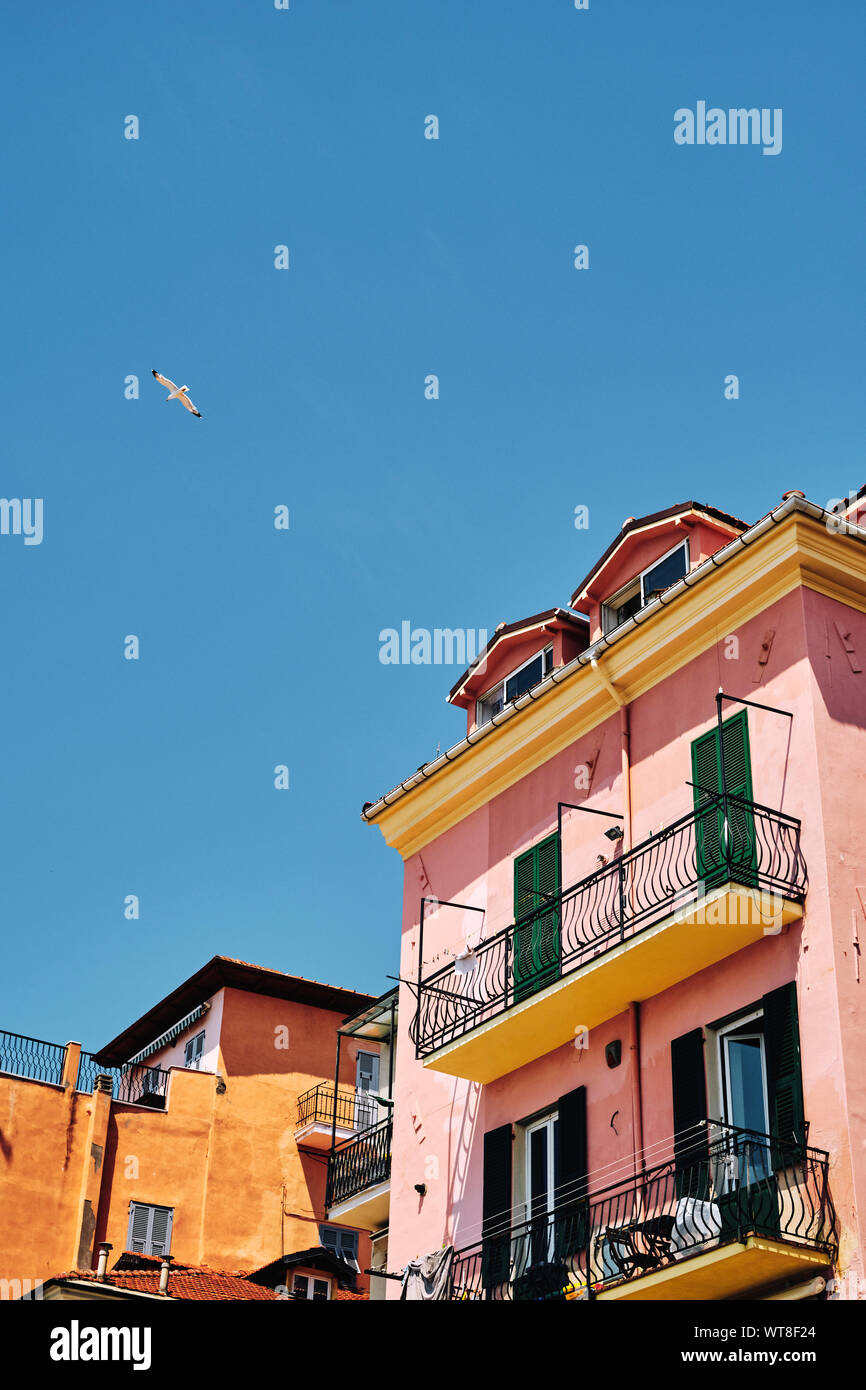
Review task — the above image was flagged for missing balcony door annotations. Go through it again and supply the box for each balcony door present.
[513,834,561,1003]
[716,1011,779,1237]
[691,710,757,889]
[355,1050,379,1131]
[526,1113,560,1266]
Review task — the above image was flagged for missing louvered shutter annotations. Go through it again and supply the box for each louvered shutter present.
[722,710,757,881]
[555,1087,588,1258]
[691,728,724,883]
[691,712,756,887]
[481,1124,513,1289]
[127,1202,151,1254]
[513,835,561,1002]
[763,981,806,1165]
[148,1205,173,1256]
[671,1029,710,1199]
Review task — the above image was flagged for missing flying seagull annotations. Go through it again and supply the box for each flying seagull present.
[152,370,202,418]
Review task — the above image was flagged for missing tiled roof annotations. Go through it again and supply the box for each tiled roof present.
[54,1263,278,1301]
[51,1252,370,1301]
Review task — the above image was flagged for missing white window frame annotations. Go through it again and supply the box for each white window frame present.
[717,1009,770,1137]
[602,539,690,634]
[184,1030,205,1070]
[476,645,553,728]
[292,1273,332,1301]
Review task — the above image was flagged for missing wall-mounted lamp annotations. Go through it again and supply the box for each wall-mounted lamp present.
[604,825,624,842]
[605,1040,622,1069]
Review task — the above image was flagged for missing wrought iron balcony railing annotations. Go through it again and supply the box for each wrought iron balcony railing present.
[0,1029,66,1086]
[450,1121,835,1301]
[326,1116,392,1209]
[295,1082,378,1133]
[76,1053,169,1109]
[412,793,806,1057]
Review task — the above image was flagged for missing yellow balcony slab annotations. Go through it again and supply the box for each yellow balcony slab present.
[423,885,802,1084]
[327,1179,390,1231]
[596,1236,830,1301]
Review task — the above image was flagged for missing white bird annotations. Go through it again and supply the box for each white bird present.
[152,369,202,418]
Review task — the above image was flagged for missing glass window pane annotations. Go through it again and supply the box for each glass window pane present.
[642,545,687,600]
[726,1036,766,1133]
[312,1280,330,1301]
[506,655,543,703]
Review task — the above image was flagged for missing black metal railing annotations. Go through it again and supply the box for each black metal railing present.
[295,1083,378,1133]
[449,1122,835,1301]
[326,1117,392,1209]
[76,1053,169,1109]
[0,1029,66,1086]
[412,793,807,1057]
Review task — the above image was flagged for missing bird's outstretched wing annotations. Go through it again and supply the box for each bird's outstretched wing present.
[152,369,178,392]
[179,393,202,418]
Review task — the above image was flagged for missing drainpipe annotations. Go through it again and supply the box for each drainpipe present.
[590,659,632,852]
[159,1257,172,1296]
[95,1243,112,1281]
[627,1003,644,1186]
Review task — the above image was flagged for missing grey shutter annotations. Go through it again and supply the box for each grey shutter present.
[148,1205,173,1256]
[127,1202,150,1253]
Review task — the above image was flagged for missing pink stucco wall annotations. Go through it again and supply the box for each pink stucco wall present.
[386,581,866,1293]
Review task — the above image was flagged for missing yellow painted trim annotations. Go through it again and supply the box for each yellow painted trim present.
[372,513,866,858]
[596,1235,830,1302]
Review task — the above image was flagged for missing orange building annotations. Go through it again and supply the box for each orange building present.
[0,956,386,1302]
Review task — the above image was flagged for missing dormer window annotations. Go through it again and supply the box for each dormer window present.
[476,645,553,728]
[601,539,689,634]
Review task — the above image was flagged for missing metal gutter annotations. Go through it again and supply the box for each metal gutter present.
[361,495,866,823]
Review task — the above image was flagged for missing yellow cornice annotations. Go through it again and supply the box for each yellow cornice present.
[373,514,866,859]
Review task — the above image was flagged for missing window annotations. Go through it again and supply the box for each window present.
[476,646,553,728]
[184,1031,205,1069]
[127,1202,173,1257]
[320,1225,360,1270]
[525,1113,560,1264]
[354,1051,379,1129]
[292,1274,331,1301]
[602,540,689,633]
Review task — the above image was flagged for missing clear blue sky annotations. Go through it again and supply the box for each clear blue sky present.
[1,2,863,1051]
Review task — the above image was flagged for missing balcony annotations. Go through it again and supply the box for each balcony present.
[450,1122,835,1302]
[412,794,806,1083]
[325,1116,392,1229]
[76,1053,169,1109]
[294,1083,378,1151]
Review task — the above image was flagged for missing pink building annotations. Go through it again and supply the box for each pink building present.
[364,490,866,1301]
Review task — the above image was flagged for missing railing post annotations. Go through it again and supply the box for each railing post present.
[62,1041,82,1092]
[618,859,626,942]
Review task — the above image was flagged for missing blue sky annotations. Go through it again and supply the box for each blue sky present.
[1,1,863,1050]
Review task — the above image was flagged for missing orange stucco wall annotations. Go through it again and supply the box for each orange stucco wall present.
[1,988,374,1292]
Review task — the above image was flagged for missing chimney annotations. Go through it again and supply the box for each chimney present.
[159,1257,173,1296]
[96,1243,112,1281]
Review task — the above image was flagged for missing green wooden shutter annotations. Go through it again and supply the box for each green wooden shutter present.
[763,981,806,1164]
[513,834,561,1002]
[555,1087,589,1260]
[482,1124,513,1290]
[690,711,756,887]
[670,1029,710,1199]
